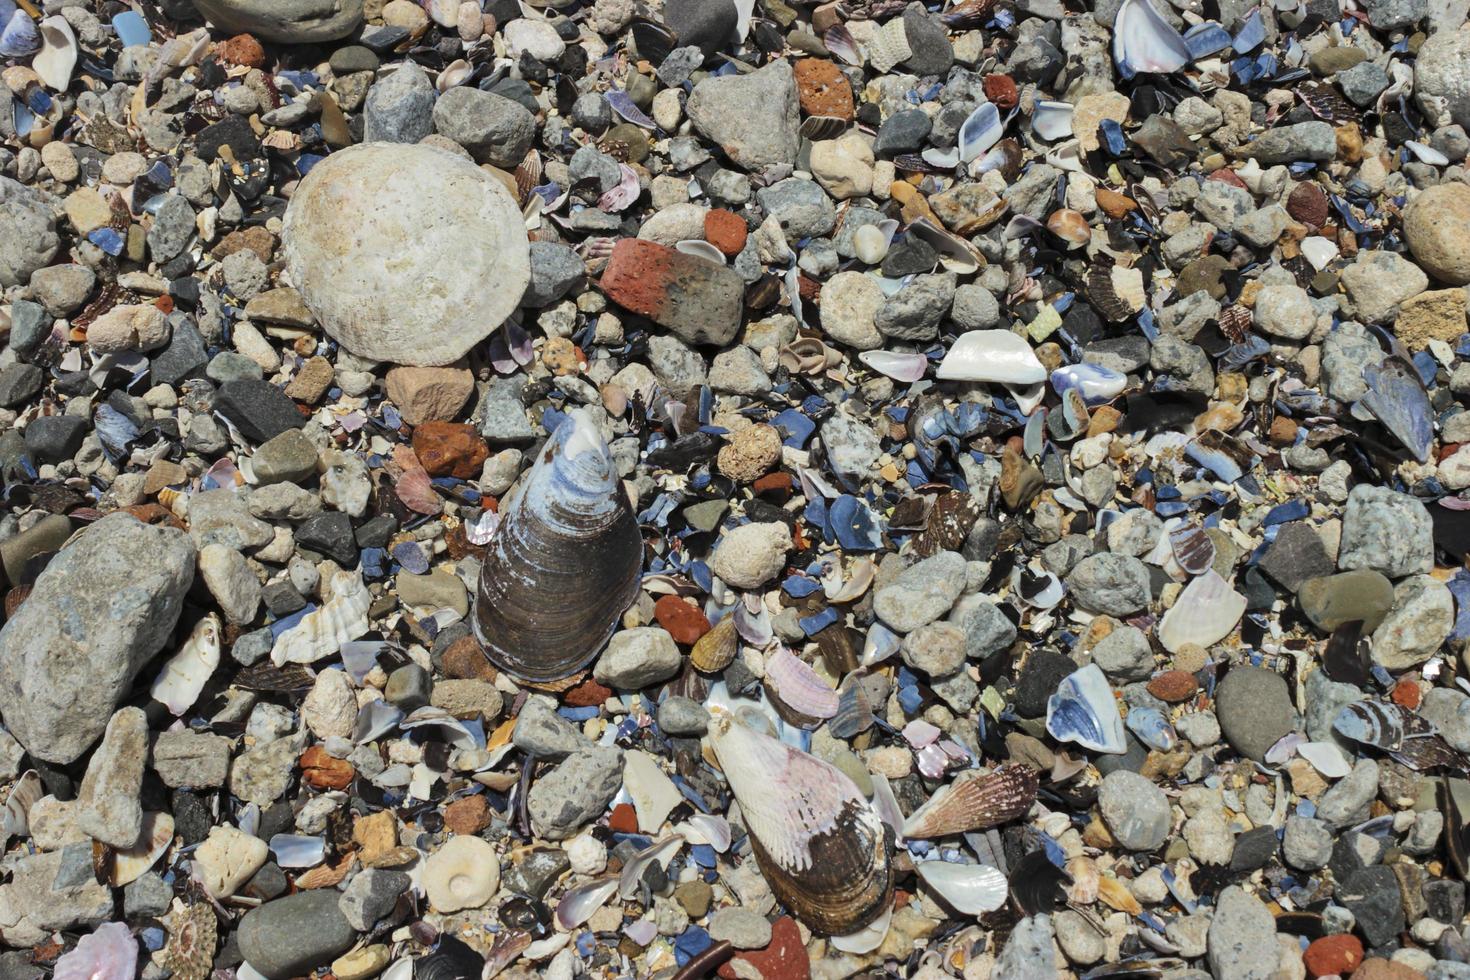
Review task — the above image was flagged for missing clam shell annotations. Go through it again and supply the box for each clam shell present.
[1045,663,1127,754]
[1113,0,1190,77]
[2,769,41,841]
[764,647,840,724]
[473,410,642,682]
[708,711,893,935]
[436,58,473,93]
[151,613,220,716]
[1168,524,1216,577]
[272,571,371,666]
[1124,705,1177,751]
[1156,569,1245,653]
[936,329,1047,384]
[691,614,739,672]
[907,218,983,273]
[901,764,1039,838]
[1333,699,1431,751]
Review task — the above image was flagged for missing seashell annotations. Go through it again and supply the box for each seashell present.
[972,138,1023,181]
[1332,700,1429,751]
[353,699,405,744]
[1066,855,1100,904]
[111,811,174,886]
[1086,262,1142,322]
[1322,620,1371,686]
[2,769,41,841]
[1297,741,1351,779]
[1045,208,1090,248]
[0,9,39,58]
[1031,100,1073,140]
[675,239,726,265]
[902,764,1039,838]
[415,936,485,980]
[1009,848,1069,916]
[555,877,619,930]
[270,833,326,868]
[958,102,1004,162]
[32,16,75,91]
[1157,569,1245,652]
[691,614,739,672]
[828,900,892,954]
[1097,875,1142,915]
[151,613,220,716]
[436,58,473,93]
[1361,359,1433,463]
[829,676,879,739]
[826,558,876,603]
[473,410,642,682]
[859,350,928,383]
[1296,81,1360,125]
[1124,706,1177,751]
[936,329,1047,384]
[1046,664,1127,754]
[272,571,371,666]
[598,163,641,212]
[823,25,863,66]
[708,710,893,935]
[1300,235,1339,270]
[1405,140,1450,166]
[54,921,136,980]
[864,17,912,74]
[424,0,459,27]
[764,647,840,725]
[623,749,683,833]
[1051,363,1126,403]
[907,217,983,274]
[629,19,676,63]
[800,115,849,141]
[618,834,684,899]
[1112,0,1190,77]
[1168,524,1215,577]
[915,860,1008,915]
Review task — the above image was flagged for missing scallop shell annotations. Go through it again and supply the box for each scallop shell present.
[901,764,1039,839]
[691,614,739,672]
[708,710,893,935]
[151,613,220,716]
[111,811,174,886]
[915,860,1008,915]
[1045,663,1127,754]
[1157,569,1245,653]
[473,410,642,682]
[272,571,371,666]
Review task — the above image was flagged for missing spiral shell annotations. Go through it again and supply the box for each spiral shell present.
[473,410,642,682]
[708,710,893,935]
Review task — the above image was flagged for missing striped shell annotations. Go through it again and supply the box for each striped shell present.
[473,410,643,682]
[901,764,1040,839]
[709,711,893,935]
[690,614,738,672]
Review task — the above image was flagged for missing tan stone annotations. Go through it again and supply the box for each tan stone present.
[385,365,476,425]
[1395,287,1467,350]
[1072,92,1131,153]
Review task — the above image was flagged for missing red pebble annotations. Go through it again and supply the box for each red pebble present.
[654,594,711,644]
[1146,670,1198,703]
[1207,167,1249,189]
[410,421,488,479]
[600,239,744,345]
[563,678,613,707]
[1304,935,1364,978]
[1391,679,1422,709]
[983,74,1018,110]
[705,209,748,256]
[608,802,639,834]
[719,917,809,980]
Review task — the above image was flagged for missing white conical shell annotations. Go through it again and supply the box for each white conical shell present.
[151,614,220,716]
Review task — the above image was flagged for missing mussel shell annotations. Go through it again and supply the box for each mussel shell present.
[709,713,893,935]
[417,935,486,980]
[473,411,642,682]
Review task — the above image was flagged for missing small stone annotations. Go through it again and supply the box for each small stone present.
[196,824,269,898]
[150,731,232,788]
[1405,181,1470,285]
[339,869,410,931]
[1207,886,1279,980]
[594,627,683,689]
[1098,770,1171,851]
[874,551,968,632]
[1230,121,1337,164]
[74,707,148,847]
[1066,554,1151,616]
[250,428,319,486]
[411,421,488,479]
[686,60,799,170]
[283,356,335,404]
[237,890,356,980]
[1371,574,1454,669]
[1214,666,1294,762]
[709,907,773,950]
[657,696,710,736]
[1336,865,1405,947]
[1338,485,1434,579]
[528,745,625,839]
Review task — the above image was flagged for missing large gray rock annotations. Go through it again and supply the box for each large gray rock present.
[190,0,364,42]
[528,745,625,839]
[282,143,530,367]
[363,61,436,144]
[686,60,800,170]
[1416,26,1470,130]
[432,88,537,167]
[0,515,195,764]
[1206,886,1278,980]
[237,890,356,979]
[0,177,60,288]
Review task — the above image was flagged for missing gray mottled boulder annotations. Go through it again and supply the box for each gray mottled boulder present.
[363,61,436,143]
[686,60,799,170]
[0,514,195,764]
[0,177,60,288]
[282,143,529,367]
[190,0,364,42]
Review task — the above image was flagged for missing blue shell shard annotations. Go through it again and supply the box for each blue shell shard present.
[605,89,657,129]
[1051,363,1126,403]
[0,9,38,57]
[1099,118,1127,155]
[1112,0,1190,78]
[827,494,884,551]
[1360,359,1432,462]
[87,227,125,256]
[1183,21,1231,58]
[1232,8,1265,53]
[1045,664,1127,754]
[1125,706,1177,751]
[771,408,816,448]
[112,9,150,46]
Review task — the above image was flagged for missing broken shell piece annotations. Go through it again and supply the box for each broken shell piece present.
[623,750,683,833]
[424,835,501,913]
[675,239,727,265]
[1113,0,1190,77]
[1046,208,1090,248]
[958,102,1004,162]
[1157,569,1245,652]
[915,860,1009,915]
[1297,741,1351,778]
[936,330,1047,384]
[1031,100,1074,141]
[829,899,893,954]
[53,921,137,980]
[151,613,220,716]
[902,764,1040,838]
[112,811,175,886]
[1045,663,1127,754]
[32,16,75,90]
[2,769,41,842]
[272,571,371,666]
[436,58,473,92]
[707,710,893,935]
[859,350,928,383]
[0,10,39,59]
[554,877,620,930]
[764,646,840,725]
[473,409,643,682]
[907,218,983,274]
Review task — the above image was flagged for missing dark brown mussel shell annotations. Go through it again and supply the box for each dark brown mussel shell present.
[472,410,643,683]
[708,712,893,935]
